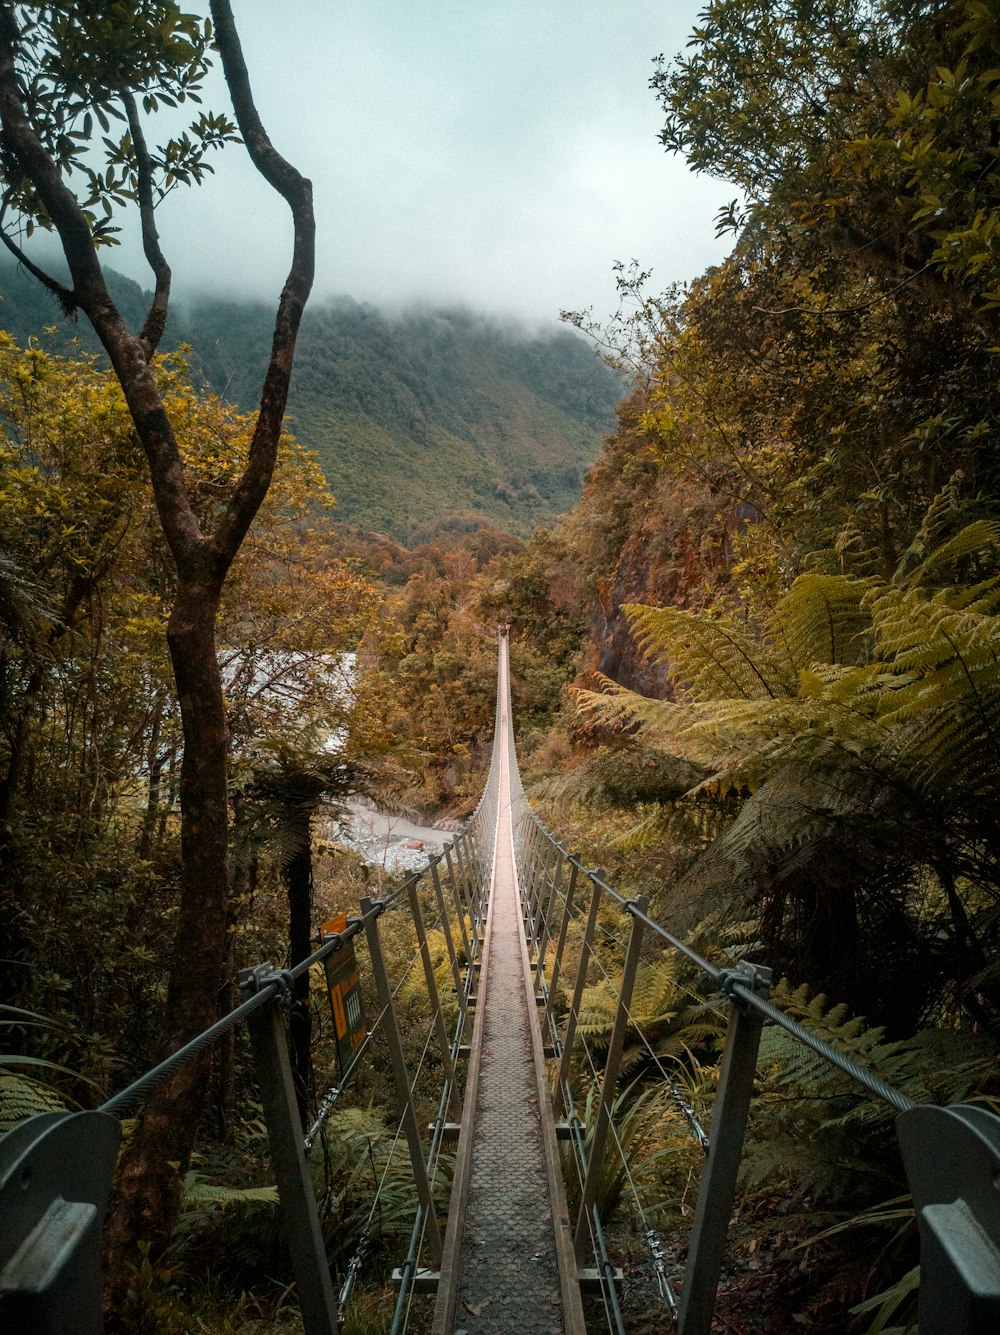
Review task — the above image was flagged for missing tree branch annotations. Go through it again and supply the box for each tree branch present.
[208,0,315,565]
[123,90,171,359]
[0,2,203,567]
[752,265,933,318]
[0,223,76,315]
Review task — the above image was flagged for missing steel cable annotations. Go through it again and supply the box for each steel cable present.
[583,939,710,1151]
[517,806,915,1112]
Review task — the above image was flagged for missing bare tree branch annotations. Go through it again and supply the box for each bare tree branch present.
[123,90,171,359]
[0,3,203,565]
[208,0,316,564]
[0,222,76,315]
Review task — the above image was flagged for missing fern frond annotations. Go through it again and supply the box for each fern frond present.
[0,1072,66,1136]
[182,1174,280,1209]
[899,519,1000,589]
[622,604,792,700]
[770,573,877,669]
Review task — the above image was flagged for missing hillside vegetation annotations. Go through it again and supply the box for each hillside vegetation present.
[0,262,620,541]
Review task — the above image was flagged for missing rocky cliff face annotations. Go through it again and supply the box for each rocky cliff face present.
[567,390,733,698]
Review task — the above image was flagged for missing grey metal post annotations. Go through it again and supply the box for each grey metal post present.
[406,878,456,1080]
[574,895,648,1258]
[677,961,772,1335]
[461,826,479,918]
[466,825,486,919]
[443,845,473,964]
[897,1102,1000,1333]
[452,834,474,932]
[531,840,554,951]
[553,870,604,1119]
[535,843,565,996]
[239,965,338,1335]
[521,825,542,931]
[0,1109,121,1335]
[470,825,488,922]
[361,897,443,1267]
[544,855,581,1032]
[526,832,548,951]
[430,857,466,1022]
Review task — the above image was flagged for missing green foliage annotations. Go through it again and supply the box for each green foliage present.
[575,510,1000,1029]
[573,950,724,1080]
[0,1072,65,1135]
[0,265,620,542]
[561,1081,708,1231]
[3,4,237,252]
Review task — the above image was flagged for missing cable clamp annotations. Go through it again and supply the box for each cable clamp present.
[717,960,772,1002]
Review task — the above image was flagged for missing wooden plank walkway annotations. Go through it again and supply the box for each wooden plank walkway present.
[431,641,585,1335]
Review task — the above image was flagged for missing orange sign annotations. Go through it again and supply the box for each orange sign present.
[320,915,367,1075]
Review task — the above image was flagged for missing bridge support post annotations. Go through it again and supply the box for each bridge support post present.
[452,835,478,955]
[544,854,580,1031]
[535,839,557,950]
[574,894,649,1260]
[430,857,467,1024]
[239,965,339,1335]
[361,897,443,1268]
[897,1102,1000,1333]
[466,825,487,922]
[553,868,604,1120]
[443,845,473,965]
[678,961,772,1335]
[406,877,456,1080]
[521,824,544,945]
[535,843,564,996]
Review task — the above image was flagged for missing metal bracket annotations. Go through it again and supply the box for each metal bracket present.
[717,961,772,1004]
[241,962,295,998]
[897,1102,1000,1333]
[0,1110,122,1335]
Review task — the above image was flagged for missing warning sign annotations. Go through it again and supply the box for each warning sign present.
[320,915,367,1076]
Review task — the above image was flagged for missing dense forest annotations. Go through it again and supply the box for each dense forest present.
[5,1,1000,1333]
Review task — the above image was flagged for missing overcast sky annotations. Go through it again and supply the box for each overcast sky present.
[112,1,733,326]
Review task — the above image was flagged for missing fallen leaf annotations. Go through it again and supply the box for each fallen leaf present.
[463,1301,482,1317]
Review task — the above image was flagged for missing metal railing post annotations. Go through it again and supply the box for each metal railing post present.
[466,826,486,919]
[535,843,564,996]
[360,897,443,1268]
[429,858,466,1023]
[526,832,549,954]
[239,965,338,1335]
[452,835,476,950]
[519,826,533,902]
[897,1102,1000,1333]
[406,878,456,1080]
[553,870,604,1119]
[443,845,473,964]
[531,839,553,954]
[574,895,648,1258]
[678,961,772,1335]
[0,1109,121,1335]
[544,855,580,1032]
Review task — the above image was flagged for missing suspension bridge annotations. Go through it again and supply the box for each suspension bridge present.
[3,629,1000,1333]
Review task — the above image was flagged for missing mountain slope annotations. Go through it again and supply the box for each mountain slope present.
[0,263,620,541]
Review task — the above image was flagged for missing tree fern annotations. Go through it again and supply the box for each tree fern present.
[576,493,1000,1029]
[770,573,877,670]
[623,603,792,700]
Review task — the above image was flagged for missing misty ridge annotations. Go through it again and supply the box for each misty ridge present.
[0,260,622,543]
